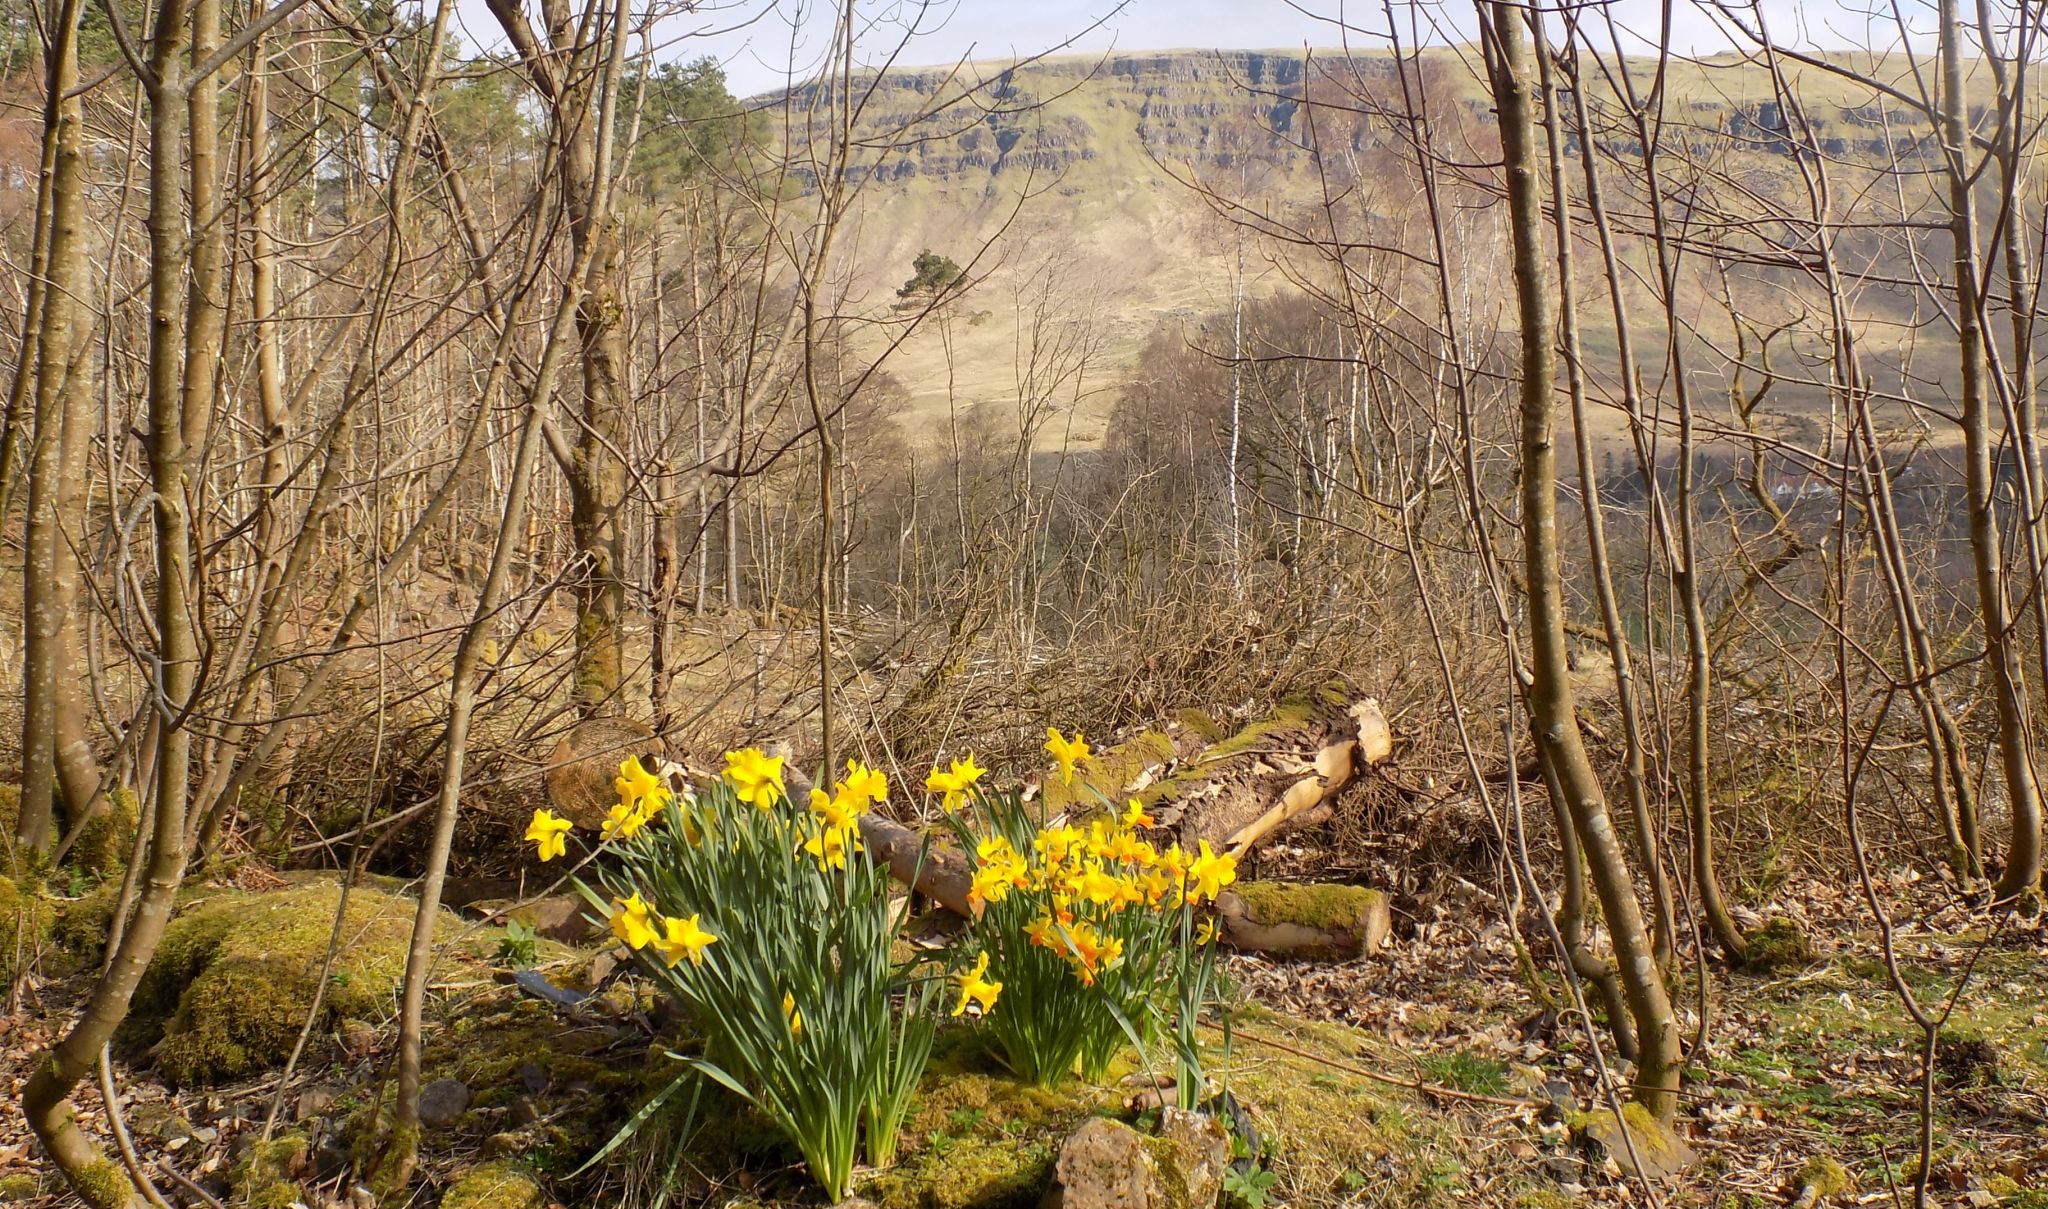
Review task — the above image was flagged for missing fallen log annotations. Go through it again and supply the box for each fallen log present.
[1216,881,1391,960]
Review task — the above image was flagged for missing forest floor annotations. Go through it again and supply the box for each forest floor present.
[0,868,2043,1209]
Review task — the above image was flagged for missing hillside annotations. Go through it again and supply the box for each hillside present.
[821,47,1964,451]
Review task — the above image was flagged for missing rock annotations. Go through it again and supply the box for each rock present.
[126,880,495,1087]
[440,1160,546,1209]
[1157,1109,1228,1209]
[418,1078,473,1129]
[1045,1114,1224,1209]
[296,1084,343,1122]
[1574,1105,1696,1181]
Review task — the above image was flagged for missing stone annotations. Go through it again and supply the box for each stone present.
[1156,1109,1229,1209]
[295,1084,343,1122]
[1575,1105,1697,1181]
[517,1063,549,1096]
[417,1078,473,1129]
[1045,1114,1224,1209]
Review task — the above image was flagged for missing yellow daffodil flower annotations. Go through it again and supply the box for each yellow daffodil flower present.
[1077,862,1122,908]
[600,797,652,843]
[1044,727,1091,785]
[925,767,964,812]
[614,755,668,812]
[610,892,659,950]
[783,991,804,1036]
[969,862,1016,906]
[1195,918,1218,946]
[841,758,889,806]
[1185,840,1238,904]
[524,808,574,862]
[1121,798,1156,829]
[652,913,717,967]
[723,747,786,808]
[801,819,861,871]
[952,951,1002,1017]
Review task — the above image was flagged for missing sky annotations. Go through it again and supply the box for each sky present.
[445,0,1877,100]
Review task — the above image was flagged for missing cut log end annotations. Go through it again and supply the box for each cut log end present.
[1217,881,1391,960]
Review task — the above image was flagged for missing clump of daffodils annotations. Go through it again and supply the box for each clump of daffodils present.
[530,751,931,1201]
[930,730,1237,1089]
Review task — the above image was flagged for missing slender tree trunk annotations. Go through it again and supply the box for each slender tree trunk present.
[1938,0,2043,900]
[24,0,205,1198]
[16,0,95,858]
[1482,0,1680,1121]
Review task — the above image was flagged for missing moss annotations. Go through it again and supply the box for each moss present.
[0,1173,40,1202]
[1197,682,1349,765]
[1568,1102,1692,1174]
[0,874,58,985]
[72,786,139,880]
[1744,917,1817,969]
[126,881,488,1086]
[72,1157,133,1209]
[1792,1155,1853,1200]
[231,1133,308,1208]
[1041,730,1179,816]
[55,880,121,959]
[441,1161,546,1209]
[861,1069,1111,1209]
[1231,882,1383,932]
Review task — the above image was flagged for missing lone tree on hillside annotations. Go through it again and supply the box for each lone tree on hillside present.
[899,248,963,298]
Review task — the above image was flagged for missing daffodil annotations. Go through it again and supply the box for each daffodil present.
[841,758,889,806]
[1121,798,1156,829]
[802,819,861,871]
[723,747,786,808]
[1194,918,1218,946]
[615,755,669,813]
[925,754,985,812]
[970,862,1016,906]
[783,991,804,1035]
[652,913,717,967]
[952,951,1002,1017]
[601,796,653,842]
[524,808,574,862]
[1185,840,1238,904]
[1044,727,1091,785]
[1076,862,1122,908]
[610,892,659,950]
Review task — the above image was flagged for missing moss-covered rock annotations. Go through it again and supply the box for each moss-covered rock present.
[441,1161,546,1209]
[72,786,140,880]
[0,874,57,985]
[54,879,121,960]
[126,880,489,1086]
[1570,1102,1696,1180]
[230,1132,309,1208]
[1791,1154,1853,1202]
[0,1173,42,1202]
[860,1064,1113,1209]
[1745,917,1818,969]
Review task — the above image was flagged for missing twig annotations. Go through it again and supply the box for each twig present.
[1207,1019,1542,1110]
[97,1043,175,1209]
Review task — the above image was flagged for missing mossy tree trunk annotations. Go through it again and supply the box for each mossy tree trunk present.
[24,0,218,1198]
